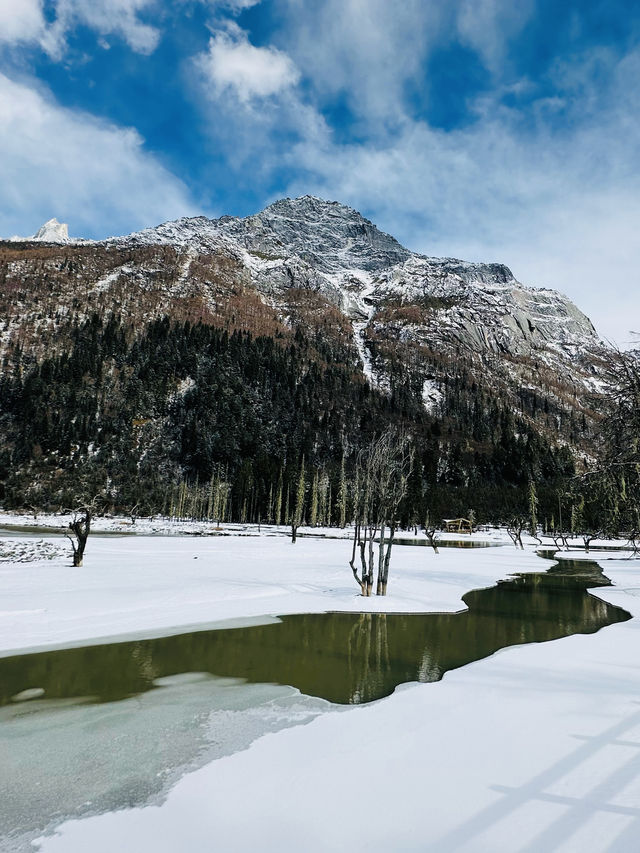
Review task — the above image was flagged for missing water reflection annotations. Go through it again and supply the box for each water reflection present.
[0,561,630,708]
[392,537,494,548]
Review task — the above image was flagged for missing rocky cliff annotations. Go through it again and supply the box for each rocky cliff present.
[1,196,607,449]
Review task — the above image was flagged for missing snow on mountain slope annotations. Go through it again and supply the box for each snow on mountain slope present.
[33,218,70,243]
[102,195,602,391]
[115,196,409,273]
[371,253,598,358]
[1,196,606,412]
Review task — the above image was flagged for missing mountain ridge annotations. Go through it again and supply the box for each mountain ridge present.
[1,196,605,403]
[0,195,609,517]
[104,195,602,383]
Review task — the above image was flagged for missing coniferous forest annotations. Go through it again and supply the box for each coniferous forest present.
[0,313,581,526]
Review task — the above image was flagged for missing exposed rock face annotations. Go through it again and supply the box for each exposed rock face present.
[371,254,597,358]
[218,196,412,273]
[106,195,602,386]
[0,196,607,439]
[118,196,410,272]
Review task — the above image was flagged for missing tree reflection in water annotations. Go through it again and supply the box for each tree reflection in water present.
[0,561,630,708]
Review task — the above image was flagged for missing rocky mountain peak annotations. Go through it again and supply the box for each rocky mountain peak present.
[218,195,411,274]
[7,217,71,243]
[32,218,70,243]
[0,194,611,453]
[103,195,601,369]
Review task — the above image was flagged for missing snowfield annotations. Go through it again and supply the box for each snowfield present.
[1,523,639,852]
[0,527,520,657]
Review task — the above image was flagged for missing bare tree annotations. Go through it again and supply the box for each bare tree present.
[349,429,413,596]
[581,531,601,552]
[65,506,92,567]
[423,511,440,554]
[550,528,570,551]
[506,516,525,549]
[528,480,541,543]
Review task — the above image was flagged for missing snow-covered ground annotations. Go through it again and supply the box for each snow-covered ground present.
[0,529,518,656]
[3,508,629,549]
[1,526,639,852]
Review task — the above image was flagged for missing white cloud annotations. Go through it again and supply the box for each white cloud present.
[197,24,299,103]
[0,0,159,56]
[0,0,46,46]
[207,0,262,9]
[271,44,640,347]
[276,0,440,126]
[181,0,261,8]
[48,0,160,57]
[456,0,534,70]
[0,74,199,239]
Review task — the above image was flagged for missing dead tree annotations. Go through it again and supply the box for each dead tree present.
[66,507,92,567]
[551,530,570,551]
[506,516,525,549]
[349,460,363,577]
[581,532,600,552]
[349,429,413,596]
[424,512,440,554]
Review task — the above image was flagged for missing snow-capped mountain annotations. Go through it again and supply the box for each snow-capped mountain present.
[1,193,620,513]
[0,196,607,446]
[100,195,602,391]
[115,196,411,272]
[11,217,71,243]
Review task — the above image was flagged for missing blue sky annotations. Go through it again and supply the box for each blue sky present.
[1,0,639,344]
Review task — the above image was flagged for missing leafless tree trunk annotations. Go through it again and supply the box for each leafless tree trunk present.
[349,429,413,596]
[507,517,525,549]
[551,531,570,551]
[66,507,92,567]
[379,521,396,595]
[582,532,600,552]
[424,524,440,554]
[291,458,305,544]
